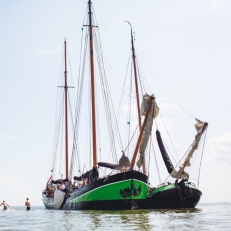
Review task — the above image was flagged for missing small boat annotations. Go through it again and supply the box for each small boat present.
[42,0,208,210]
[146,121,207,209]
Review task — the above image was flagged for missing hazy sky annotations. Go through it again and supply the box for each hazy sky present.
[0,0,231,205]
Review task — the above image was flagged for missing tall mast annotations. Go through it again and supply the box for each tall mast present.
[126,22,146,174]
[88,0,98,168]
[64,39,69,178]
[130,96,154,170]
[130,26,142,133]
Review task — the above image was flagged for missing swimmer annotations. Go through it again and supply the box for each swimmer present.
[0,201,9,210]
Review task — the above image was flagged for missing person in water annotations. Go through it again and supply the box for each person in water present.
[0,201,9,210]
[25,198,31,210]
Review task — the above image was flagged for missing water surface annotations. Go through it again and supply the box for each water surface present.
[0,203,230,230]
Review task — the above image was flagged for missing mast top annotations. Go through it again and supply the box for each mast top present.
[88,0,93,27]
[125,21,136,57]
[83,0,98,28]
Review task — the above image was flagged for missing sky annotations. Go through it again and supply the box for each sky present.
[0,0,231,206]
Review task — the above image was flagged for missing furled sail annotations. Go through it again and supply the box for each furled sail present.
[136,94,159,168]
[156,119,206,180]
[98,162,117,169]
[156,130,175,174]
[182,119,205,167]
[156,130,189,179]
[98,153,130,171]
[73,167,98,181]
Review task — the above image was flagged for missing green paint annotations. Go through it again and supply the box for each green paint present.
[188,184,197,190]
[70,179,148,203]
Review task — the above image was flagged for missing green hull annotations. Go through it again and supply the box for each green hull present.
[43,170,149,210]
[69,179,148,204]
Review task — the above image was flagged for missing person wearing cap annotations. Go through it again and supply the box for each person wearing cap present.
[0,201,9,210]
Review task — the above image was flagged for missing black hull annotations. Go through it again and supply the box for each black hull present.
[147,187,202,209]
[43,170,148,210]
[43,171,202,210]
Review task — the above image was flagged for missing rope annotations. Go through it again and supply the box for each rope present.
[116,49,131,127]
[160,113,179,162]
[198,127,208,188]
[136,48,195,119]
[95,27,124,151]
[68,27,87,179]
[124,124,139,153]
[136,56,148,95]
[176,185,184,208]
[163,140,194,183]
[66,2,86,39]
[152,140,161,184]
[94,28,118,163]
[147,135,152,177]
[125,62,133,157]
[93,8,127,62]
[50,47,65,178]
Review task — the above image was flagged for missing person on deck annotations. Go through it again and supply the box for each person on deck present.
[25,198,31,210]
[61,183,65,191]
[78,181,82,188]
[0,201,9,210]
[57,184,61,190]
[63,182,69,193]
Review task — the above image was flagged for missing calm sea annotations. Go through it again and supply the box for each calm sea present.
[0,203,230,231]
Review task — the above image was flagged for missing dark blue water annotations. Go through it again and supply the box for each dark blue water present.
[0,203,230,230]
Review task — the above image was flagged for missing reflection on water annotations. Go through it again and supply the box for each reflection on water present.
[0,204,230,231]
[93,209,201,230]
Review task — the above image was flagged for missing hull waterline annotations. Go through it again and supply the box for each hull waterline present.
[43,170,148,210]
[146,184,202,209]
[43,172,202,210]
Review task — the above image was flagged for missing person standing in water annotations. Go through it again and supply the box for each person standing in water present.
[0,201,9,210]
[25,198,31,210]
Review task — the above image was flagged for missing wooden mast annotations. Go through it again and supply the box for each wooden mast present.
[127,22,146,174]
[130,96,154,170]
[88,0,98,168]
[64,39,69,179]
[130,26,142,132]
[175,122,208,183]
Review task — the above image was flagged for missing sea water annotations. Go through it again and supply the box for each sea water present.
[0,203,230,231]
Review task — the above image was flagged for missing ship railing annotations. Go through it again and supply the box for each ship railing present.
[42,189,54,198]
[157,182,173,188]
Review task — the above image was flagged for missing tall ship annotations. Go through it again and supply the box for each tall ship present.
[42,0,208,210]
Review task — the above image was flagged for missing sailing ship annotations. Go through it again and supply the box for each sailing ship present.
[42,0,208,210]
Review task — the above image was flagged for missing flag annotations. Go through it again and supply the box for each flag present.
[46,175,52,186]
[50,169,53,172]
[127,122,130,125]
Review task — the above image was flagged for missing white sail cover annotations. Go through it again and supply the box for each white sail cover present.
[170,119,205,179]
[136,94,159,168]
[54,190,65,209]
[140,94,159,118]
